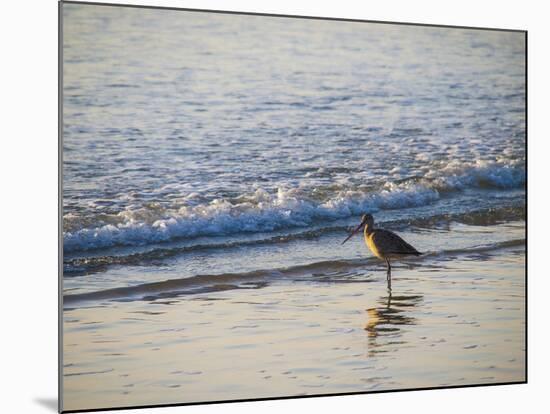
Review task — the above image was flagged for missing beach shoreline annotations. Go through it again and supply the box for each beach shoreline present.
[63,223,525,411]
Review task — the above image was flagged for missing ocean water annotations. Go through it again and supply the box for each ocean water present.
[63,5,525,297]
[61,4,525,409]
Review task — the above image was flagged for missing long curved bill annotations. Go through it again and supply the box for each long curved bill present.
[342,222,364,245]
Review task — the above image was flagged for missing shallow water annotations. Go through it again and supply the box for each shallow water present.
[62,3,525,411]
[63,234,525,411]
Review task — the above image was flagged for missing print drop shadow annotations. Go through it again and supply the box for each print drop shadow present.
[34,397,58,412]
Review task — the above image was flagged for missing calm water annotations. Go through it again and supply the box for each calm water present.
[62,5,525,409]
[63,244,525,410]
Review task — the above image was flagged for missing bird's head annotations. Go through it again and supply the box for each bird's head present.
[361,213,374,229]
[342,213,374,245]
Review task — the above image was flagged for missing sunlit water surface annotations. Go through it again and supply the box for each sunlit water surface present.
[62,4,525,410]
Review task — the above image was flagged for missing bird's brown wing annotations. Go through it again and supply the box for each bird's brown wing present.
[372,229,421,256]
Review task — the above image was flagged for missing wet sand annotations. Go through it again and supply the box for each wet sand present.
[63,241,525,411]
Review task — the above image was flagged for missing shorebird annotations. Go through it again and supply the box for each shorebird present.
[342,213,421,282]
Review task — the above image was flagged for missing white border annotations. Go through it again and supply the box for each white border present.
[2,1,547,413]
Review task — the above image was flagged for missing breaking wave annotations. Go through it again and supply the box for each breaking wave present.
[63,161,525,253]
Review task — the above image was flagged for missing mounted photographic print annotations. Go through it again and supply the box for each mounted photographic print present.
[60,1,526,412]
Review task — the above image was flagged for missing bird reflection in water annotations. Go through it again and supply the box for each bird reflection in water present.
[365,286,422,357]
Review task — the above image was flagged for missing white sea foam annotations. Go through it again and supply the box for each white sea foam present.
[63,161,524,253]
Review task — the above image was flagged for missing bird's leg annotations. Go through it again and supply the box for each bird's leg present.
[386,259,392,291]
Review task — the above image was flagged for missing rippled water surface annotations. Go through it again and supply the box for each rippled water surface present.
[62,3,525,411]
[63,5,524,256]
